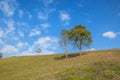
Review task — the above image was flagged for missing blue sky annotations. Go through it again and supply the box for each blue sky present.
[0,0,120,58]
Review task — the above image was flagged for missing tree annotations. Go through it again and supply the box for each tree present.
[59,29,69,58]
[0,53,2,58]
[68,24,92,55]
[36,48,41,55]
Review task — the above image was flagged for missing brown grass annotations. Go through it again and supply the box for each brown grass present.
[0,49,120,80]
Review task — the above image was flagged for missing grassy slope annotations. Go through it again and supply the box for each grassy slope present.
[0,50,120,80]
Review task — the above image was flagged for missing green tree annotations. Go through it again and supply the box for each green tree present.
[59,29,69,58]
[68,24,92,55]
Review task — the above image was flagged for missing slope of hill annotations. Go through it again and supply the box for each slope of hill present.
[0,50,120,80]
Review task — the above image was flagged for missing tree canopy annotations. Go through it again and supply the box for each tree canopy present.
[68,24,92,53]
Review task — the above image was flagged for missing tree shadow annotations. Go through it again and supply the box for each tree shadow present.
[54,52,87,60]
[54,53,83,60]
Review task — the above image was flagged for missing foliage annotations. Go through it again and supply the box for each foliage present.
[68,24,92,52]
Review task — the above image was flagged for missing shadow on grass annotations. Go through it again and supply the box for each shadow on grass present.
[54,53,86,60]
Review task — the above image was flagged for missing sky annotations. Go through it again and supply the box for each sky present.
[0,0,120,58]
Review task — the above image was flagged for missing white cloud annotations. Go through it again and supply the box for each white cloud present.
[0,19,19,42]
[19,9,24,18]
[38,8,55,20]
[59,11,71,26]
[39,49,55,55]
[19,52,36,56]
[90,48,96,51]
[17,42,24,48]
[2,45,18,54]
[34,36,58,53]
[41,0,53,7]
[38,0,55,21]
[103,31,116,39]
[13,36,58,56]
[38,11,48,20]
[60,11,70,21]
[29,28,41,37]
[85,48,96,51]
[0,19,26,42]
[16,22,29,32]
[34,36,51,49]
[17,42,28,48]
[0,0,18,17]
[40,23,50,28]
[34,36,58,50]
[5,19,15,34]
[2,19,17,40]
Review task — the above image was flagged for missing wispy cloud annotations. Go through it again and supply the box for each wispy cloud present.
[18,36,58,56]
[16,22,29,32]
[38,0,55,20]
[0,19,28,43]
[90,48,96,51]
[35,36,53,49]
[60,11,70,21]
[0,19,16,44]
[17,42,28,48]
[59,11,71,26]
[19,9,24,18]
[2,45,18,54]
[103,31,120,39]
[38,8,56,20]
[34,36,58,52]
[29,28,41,37]
[41,0,53,7]
[40,23,50,29]
[0,0,18,17]
[5,19,15,34]
[38,11,48,20]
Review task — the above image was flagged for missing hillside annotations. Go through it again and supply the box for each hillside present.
[0,50,120,80]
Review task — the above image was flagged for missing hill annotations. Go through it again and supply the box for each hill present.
[0,50,120,80]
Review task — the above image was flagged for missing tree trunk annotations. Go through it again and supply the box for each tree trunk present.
[79,46,82,55]
[65,45,68,58]
[79,39,82,55]
[65,52,68,58]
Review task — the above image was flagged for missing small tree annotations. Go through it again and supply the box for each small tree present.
[59,29,69,58]
[36,48,41,55]
[0,53,2,58]
[68,24,92,55]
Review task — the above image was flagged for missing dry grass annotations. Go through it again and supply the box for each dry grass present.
[0,49,120,80]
